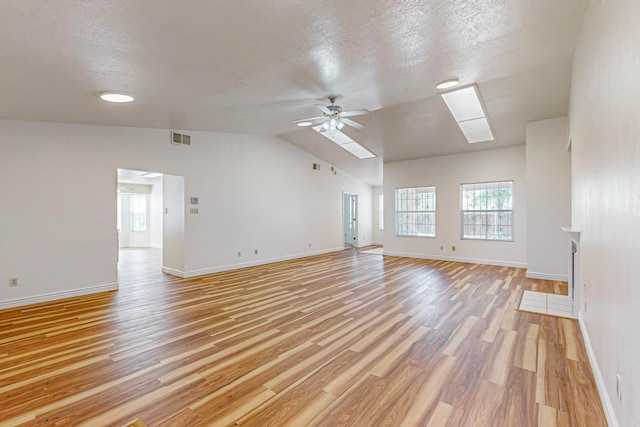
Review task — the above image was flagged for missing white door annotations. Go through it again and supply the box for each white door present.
[343,193,358,247]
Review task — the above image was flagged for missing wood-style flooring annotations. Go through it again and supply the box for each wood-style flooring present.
[0,248,606,426]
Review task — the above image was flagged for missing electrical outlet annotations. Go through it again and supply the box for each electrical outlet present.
[10,277,18,287]
[452,245,456,251]
[190,207,199,214]
[616,373,622,401]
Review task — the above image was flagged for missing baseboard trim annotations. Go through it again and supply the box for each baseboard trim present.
[525,271,568,282]
[382,251,527,269]
[0,282,119,310]
[161,267,186,277]
[578,311,618,427]
[163,247,346,278]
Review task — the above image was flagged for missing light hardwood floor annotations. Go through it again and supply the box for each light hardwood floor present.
[0,248,606,426]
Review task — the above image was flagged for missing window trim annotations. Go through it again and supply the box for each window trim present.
[395,185,437,238]
[460,180,514,242]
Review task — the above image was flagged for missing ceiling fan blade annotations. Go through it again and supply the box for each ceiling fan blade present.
[340,109,369,117]
[293,116,325,124]
[316,105,332,115]
[341,118,365,130]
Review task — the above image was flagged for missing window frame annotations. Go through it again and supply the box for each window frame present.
[460,180,514,242]
[130,193,148,233]
[395,186,437,238]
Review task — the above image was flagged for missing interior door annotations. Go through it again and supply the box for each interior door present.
[343,193,358,247]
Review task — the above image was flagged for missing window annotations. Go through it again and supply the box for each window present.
[461,181,513,241]
[395,186,436,237]
[378,194,384,231]
[130,194,148,232]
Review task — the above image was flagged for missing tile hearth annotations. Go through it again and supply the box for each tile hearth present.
[518,290,575,319]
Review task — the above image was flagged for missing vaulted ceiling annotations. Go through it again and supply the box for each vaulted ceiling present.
[0,1,589,185]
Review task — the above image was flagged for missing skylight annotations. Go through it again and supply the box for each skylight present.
[440,85,494,144]
[312,127,376,159]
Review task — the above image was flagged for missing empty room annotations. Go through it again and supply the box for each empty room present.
[1,1,637,426]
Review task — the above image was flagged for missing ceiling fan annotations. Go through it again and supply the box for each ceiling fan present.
[293,96,369,132]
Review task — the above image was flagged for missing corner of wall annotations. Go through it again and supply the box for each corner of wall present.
[578,312,619,427]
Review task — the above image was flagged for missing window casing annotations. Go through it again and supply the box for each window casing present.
[395,186,436,237]
[460,181,513,241]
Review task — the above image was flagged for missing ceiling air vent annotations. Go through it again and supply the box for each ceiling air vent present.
[171,131,191,146]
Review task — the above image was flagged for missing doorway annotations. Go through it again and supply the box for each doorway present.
[343,192,358,248]
[117,169,164,253]
[117,169,184,281]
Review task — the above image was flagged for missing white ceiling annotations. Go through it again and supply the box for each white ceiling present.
[117,168,162,185]
[0,1,588,186]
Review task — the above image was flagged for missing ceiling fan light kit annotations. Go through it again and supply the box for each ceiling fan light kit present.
[294,95,369,131]
[294,95,375,159]
[321,117,345,132]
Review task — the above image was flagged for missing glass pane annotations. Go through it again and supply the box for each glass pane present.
[395,186,436,237]
[131,194,147,232]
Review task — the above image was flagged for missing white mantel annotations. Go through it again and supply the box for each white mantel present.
[561,227,581,243]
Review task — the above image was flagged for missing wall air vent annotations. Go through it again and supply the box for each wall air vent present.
[171,131,192,146]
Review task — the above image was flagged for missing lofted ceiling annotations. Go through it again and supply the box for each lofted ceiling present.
[0,1,589,186]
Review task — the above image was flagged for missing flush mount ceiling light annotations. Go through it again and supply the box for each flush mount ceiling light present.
[99,91,134,103]
[312,126,376,159]
[436,78,460,90]
[440,84,494,144]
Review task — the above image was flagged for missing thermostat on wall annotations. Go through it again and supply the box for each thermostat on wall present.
[190,197,199,204]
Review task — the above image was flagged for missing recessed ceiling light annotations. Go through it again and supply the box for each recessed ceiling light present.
[436,78,460,90]
[99,91,134,103]
[296,121,313,127]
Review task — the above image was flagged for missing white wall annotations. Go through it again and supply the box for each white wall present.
[383,145,527,267]
[525,117,571,281]
[149,178,163,249]
[372,186,384,245]
[162,174,184,274]
[569,1,640,425]
[118,195,131,247]
[0,119,372,309]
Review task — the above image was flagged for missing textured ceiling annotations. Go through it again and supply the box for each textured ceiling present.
[0,1,589,185]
